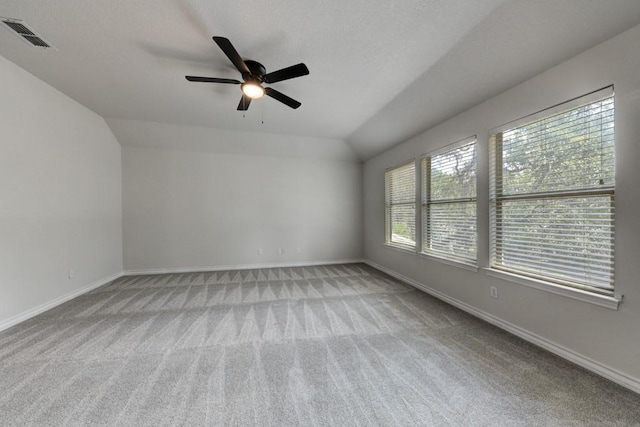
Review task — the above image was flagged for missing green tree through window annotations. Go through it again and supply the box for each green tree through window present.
[490,88,615,294]
[385,162,416,248]
[422,138,477,264]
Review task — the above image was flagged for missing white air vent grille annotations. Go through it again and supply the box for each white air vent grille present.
[1,18,52,48]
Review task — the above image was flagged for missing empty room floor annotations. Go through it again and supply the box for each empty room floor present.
[1,263,639,426]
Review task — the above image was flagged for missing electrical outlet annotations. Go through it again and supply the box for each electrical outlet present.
[278,248,284,255]
[295,248,301,254]
[257,248,263,255]
[490,286,498,299]
[69,269,75,280]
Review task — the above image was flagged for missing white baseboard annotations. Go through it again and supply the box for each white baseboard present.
[124,258,366,276]
[0,271,124,333]
[363,259,640,396]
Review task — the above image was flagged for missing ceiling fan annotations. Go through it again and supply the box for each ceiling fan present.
[186,36,309,111]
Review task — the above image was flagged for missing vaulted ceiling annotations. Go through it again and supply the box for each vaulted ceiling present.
[2,0,640,160]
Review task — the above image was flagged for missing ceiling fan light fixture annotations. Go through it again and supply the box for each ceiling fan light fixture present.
[241,82,265,99]
[185,37,307,110]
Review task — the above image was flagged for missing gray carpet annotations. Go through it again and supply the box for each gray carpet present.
[1,263,639,426]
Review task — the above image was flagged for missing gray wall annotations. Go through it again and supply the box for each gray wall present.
[117,122,362,271]
[0,55,123,328]
[363,25,640,384]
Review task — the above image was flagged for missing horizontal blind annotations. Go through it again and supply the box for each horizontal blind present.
[490,93,615,294]
[385,162,416,248]
[423,141,477,263]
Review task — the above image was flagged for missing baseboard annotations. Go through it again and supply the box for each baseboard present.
[124,258,366,276]
[363,259,640,396]
[0,271,124,333]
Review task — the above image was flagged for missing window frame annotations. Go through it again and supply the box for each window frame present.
[487,86,620,308]
[384,160,417,251]
[420,136,478,267]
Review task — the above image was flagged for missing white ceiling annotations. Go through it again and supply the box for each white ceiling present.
[1,0,640,160]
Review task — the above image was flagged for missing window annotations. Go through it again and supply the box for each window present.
[422,138,477,264]
[489,87,615,296]
[385,161,416,249]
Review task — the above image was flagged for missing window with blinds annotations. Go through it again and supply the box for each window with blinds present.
[489,87,615,295]
[422,138,477,264]
[385,161,416,249]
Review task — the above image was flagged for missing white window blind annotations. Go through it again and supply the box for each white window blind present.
[385,161,416,249]
[422,139,477,264]
[489,87,615,295]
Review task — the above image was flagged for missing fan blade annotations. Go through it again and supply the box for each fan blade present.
[263,63,309,84]
[237,94,252,111]
[213,36,250,75]
[264,87,301,109]
[185,76,241,84]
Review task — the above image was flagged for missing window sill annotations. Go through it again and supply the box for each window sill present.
[419,252,478,272]
[484,268,622,310]
[383,243,417,255]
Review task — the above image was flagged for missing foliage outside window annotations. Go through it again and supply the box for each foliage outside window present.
[422,138,477,264]
[489,87,615,295]
[385,161,416,249]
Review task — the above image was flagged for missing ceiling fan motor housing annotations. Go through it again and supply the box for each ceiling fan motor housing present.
[243,60,266,81]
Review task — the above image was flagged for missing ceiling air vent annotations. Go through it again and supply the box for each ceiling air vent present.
[1,18,52,48]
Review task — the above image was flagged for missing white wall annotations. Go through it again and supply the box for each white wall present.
[363,25,640,387]
[117,121,362,271]
[0,55,123,328]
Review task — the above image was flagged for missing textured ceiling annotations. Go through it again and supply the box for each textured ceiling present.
[346,0,640,159]
[1,0,640,160]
